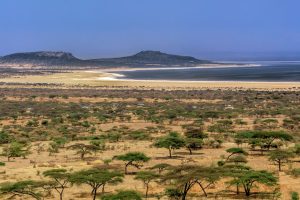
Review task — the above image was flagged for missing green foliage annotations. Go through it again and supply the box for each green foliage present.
[226,147,248,161]
[227,155,248,165]
[70,168,123,200]
[135,171,159,198]
[185,138,203,155]
[236,131,293,152]
[0,131,13,144]
[184,127,206,154]
[52,137,68,148]
[165,188,182,200]
[135,171,159,182]
[0,180,51,200]
[43,168,70,180]
[291,192,299,200]
[89,139,106,150]
[43,169,70,200]
[115,152,150,162]
[68,143,100,160]
[126,130,150,140]
[149,163,171,174]
[236,130,292,140]
[101,190,142,200]
[114,152,150,174]
[105,132,122,142]
[1,142,30,161]
[203,111,219,121]
[227,169,278,196]
[154,132,185,158]
[184,127,207,139]
[226,147,246,154]
[162,165,222,198]
[268,149,295,171]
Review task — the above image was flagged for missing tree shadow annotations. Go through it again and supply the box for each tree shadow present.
[154,155,184,160]
[175,151,204,156]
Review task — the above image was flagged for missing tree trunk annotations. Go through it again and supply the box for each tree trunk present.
[243,184,250,196]
[92,187,98,200]
[188,147,192,155]
[168,147,172,158]
[125,162,131,174]
[102,184,105,193]
[198,183,208,197]
[145,184,149,199]
[278,160,281,171]
[59,191,63,200]
[125,164,128,174]
[181,184,189,200]
[181,191,187,200]
[245,189,250,196]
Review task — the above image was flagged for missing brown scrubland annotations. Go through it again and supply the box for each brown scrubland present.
[0,83,299,200]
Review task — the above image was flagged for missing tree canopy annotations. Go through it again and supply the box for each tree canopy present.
[43,168,70,200]
[69,168,123,200]
[154,132,185,158]
[101,190,142,200]
[114,152,150,174]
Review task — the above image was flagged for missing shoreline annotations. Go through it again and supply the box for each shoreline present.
[88,63,261,73]
[0,70,300,91]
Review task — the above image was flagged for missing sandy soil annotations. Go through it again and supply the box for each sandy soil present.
[0,71,300,91]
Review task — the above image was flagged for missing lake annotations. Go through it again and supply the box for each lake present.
[114,61,300,82]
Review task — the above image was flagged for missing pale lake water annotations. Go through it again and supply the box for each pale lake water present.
[114,61,300,82]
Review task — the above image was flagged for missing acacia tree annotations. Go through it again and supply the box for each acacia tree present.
[69,168,123,200]
[154,132,185,158]
[149,163,171,174]
[227,170,278,196]
[225,147,248,162]
[185,138,203,155]
[223,164,252,195]
[162,165,222,200]
[114,152,150,174]
[268,149,295,171]
[134,171,159,198]
[0,180,51,200]
[235,131,293,154]
[43,169,70,200]
[184,128,206,155]
[1,142,30,161]
[67,143,99,160]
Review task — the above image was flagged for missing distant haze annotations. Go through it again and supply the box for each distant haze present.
[1,0,300,60]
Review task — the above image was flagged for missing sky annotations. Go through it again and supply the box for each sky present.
[0,0,300,60]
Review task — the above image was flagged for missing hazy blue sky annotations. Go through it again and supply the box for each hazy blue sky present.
[0,0,300,59]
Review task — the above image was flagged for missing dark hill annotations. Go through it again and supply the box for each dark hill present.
[91,51,211,66]
[0,50,212,68]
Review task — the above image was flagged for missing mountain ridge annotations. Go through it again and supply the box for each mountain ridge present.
[0,50,212,68]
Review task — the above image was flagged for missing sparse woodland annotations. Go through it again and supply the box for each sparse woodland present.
[0,88,299,199]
